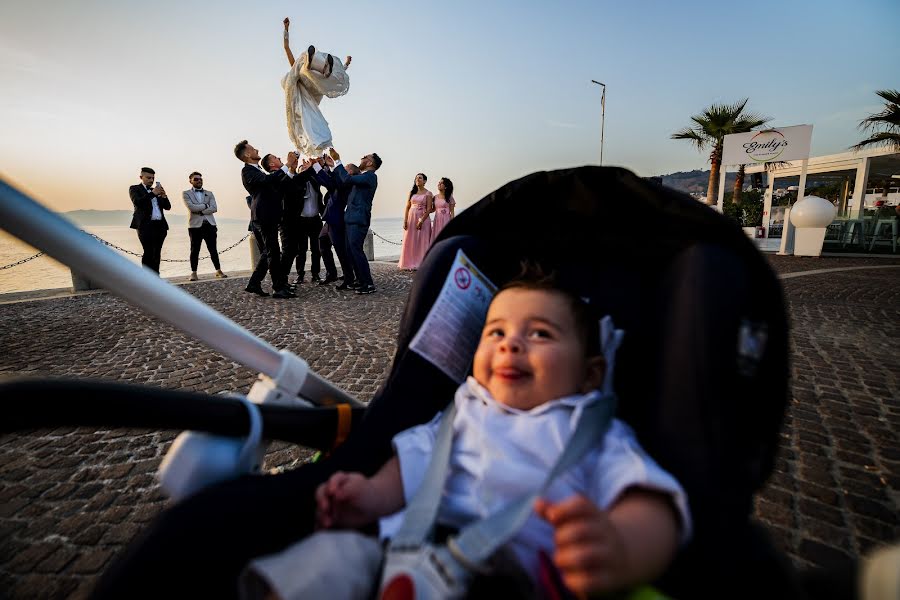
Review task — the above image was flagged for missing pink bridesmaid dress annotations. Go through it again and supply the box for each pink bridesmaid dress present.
[398,192,433,270]
[431,195,455,242]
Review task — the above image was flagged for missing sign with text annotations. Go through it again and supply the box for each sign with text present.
[409,249,497,383]
[722,124,813,166]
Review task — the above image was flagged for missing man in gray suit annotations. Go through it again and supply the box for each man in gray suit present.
[326,148,381,294]
[182,171,226,281]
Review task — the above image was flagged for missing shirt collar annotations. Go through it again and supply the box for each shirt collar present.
[460,376,602,417]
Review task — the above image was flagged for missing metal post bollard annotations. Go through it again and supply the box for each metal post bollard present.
[364,229,374,261]
[249,232,261,270]
[71,269,99,291]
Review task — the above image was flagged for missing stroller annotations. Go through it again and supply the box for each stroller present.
[0,167,828,598]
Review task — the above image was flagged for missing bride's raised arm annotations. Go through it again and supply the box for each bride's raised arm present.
[283,17,295,67]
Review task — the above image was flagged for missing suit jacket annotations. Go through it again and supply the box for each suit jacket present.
[242,164,288,225]
[333,165,377,227]
[315,168,352,228]
[182,188,218,228]
[129,184,171,230]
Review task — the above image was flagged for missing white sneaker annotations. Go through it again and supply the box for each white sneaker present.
[189,272,199,281]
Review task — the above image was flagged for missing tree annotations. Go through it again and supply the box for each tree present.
[672,99,769,205]
[852,89,900,204]
[852,89,900,152]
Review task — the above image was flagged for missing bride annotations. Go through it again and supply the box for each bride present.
[282,18,351,156]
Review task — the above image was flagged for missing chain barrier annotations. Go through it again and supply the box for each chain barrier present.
[372,230,402,245]
[1,232,252,270]
[2,228,399,270]
[85,232,251,263]
[0,251,46,271]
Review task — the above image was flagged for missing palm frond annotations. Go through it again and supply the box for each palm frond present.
[852,89,900,151]
[851,131,900,152]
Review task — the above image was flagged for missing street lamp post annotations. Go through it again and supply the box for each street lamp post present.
[591,80,606,166]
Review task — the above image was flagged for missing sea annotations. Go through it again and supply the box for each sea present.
[0,217,404,294]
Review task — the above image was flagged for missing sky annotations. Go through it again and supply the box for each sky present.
[1,0,898,221]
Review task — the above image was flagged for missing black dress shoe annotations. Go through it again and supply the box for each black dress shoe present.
[349,281,362,289]
[355,285,376,295]
[311,275,322,283]
[335,281,354,290]
[272,288,296,299]
[318,274,338,286]
[244,285,269,297]
[292,277,304,285]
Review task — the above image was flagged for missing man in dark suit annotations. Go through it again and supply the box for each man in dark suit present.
[261,155,317,287]
[129,167,171,273]
[235,140,297,299]
[327,148,381,294]
[314,160,359,289]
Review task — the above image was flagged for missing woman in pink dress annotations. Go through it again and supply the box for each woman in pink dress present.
[398,173,434,270]
[430,177,456,243]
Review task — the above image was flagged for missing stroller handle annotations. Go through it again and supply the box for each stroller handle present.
[0,178,360,407]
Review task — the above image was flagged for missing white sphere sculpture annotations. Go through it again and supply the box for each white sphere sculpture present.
[790,195,837,228]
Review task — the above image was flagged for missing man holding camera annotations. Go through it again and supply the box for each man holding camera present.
[129,167,171,274]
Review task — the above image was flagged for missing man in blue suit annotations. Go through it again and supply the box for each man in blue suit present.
[326,148,382,295]
[313,160,359,289]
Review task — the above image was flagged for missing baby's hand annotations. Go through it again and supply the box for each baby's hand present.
[535,495,628,596]
[315,471,376,529]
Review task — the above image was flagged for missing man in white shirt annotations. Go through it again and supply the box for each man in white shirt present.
[128,166,171,273]
[182,171,226,281]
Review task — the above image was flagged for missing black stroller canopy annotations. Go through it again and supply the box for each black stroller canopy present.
[372,165,793,597]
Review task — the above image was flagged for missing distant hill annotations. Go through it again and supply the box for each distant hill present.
[63,210,244,227]
[656,170,740,195]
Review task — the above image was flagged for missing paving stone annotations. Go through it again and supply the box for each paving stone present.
[1,258,898,597]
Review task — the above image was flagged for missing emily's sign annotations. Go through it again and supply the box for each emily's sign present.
[722,124,813,165]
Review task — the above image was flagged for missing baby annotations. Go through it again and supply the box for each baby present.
[312,271,691,596]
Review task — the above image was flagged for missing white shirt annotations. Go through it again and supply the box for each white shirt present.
[146,187,162,221]
[301,182,319,217]
[380,377,692,579]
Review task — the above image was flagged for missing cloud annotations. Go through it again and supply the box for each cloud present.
[821,105,882,124]
[547,119,578,129]
[0,43,51,75]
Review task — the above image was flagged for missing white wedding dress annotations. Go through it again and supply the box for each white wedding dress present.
[282,48,350,156]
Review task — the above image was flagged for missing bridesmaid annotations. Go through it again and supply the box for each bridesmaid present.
[431,177,456,242]
[398,173,433,270]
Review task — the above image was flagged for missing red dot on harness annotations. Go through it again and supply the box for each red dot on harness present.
[381,574,415,600]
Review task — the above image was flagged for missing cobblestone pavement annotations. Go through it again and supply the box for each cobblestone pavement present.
[1,257,898,598]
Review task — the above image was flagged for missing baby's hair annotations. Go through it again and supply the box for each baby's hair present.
[497,262,600,356]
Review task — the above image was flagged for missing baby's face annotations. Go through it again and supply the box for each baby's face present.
[473,288,594,411]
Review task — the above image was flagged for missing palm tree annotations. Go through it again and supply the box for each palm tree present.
[672,99,770,205]
[852,89,900,152]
